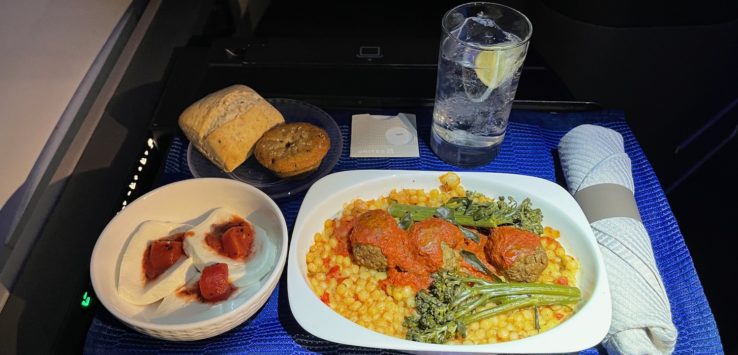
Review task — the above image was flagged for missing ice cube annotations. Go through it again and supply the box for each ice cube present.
[456,17,513,46]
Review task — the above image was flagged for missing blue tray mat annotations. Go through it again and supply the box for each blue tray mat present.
[85,109,722,354]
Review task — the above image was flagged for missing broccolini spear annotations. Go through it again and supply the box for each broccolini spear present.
[404,270,580,344]
[388,195,544,235]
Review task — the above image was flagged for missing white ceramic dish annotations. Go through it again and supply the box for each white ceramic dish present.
[287,170,611,353]
[90,178,288,341]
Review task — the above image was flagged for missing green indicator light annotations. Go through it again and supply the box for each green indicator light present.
[81,291,91,308]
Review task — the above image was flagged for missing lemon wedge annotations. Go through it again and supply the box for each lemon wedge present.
[474,45,525,90]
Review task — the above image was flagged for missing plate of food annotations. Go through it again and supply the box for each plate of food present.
[90,178,288,341]
[181,85,342,199]
[287,170,610,353]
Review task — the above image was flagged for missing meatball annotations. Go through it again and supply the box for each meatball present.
[349,209,405,271]
[352,243,387,270]
[485,226,547,282]
[407,218,464,272]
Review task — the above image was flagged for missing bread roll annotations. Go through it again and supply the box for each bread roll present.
[178,85,284,172]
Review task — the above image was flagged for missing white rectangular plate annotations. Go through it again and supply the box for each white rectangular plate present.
[287,170,610,353]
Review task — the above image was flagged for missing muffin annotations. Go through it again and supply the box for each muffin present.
[254,122,330,178]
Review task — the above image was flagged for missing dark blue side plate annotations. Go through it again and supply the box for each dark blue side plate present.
[187,98,343,199]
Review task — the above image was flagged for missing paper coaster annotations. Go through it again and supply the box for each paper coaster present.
[350,113,420,158]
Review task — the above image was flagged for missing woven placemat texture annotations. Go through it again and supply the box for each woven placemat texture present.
[85,109,721,354]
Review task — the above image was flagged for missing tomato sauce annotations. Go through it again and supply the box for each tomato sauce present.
[142,232,191,282]
[408,218,464,271]
[350,210,403,249]
[332,218,353,256]
[458,233,499,280]
[351,211,508,291]
[205,217,254,261]
[176,285,200,300]
[487,226,542,269]
[383,267,431,291]
[351,211,483,291]
[350,210,429,290]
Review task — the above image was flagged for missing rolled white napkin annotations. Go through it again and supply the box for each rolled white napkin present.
[558,124,678,354]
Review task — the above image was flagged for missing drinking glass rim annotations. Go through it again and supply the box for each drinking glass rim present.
[441,2,533,51]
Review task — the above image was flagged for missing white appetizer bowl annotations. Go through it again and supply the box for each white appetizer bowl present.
[90,178,288,341]
[287,170,611,353]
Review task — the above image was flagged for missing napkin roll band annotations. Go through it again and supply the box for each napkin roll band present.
[574,183,642,223]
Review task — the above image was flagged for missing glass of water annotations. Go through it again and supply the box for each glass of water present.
[431,2,532,167]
